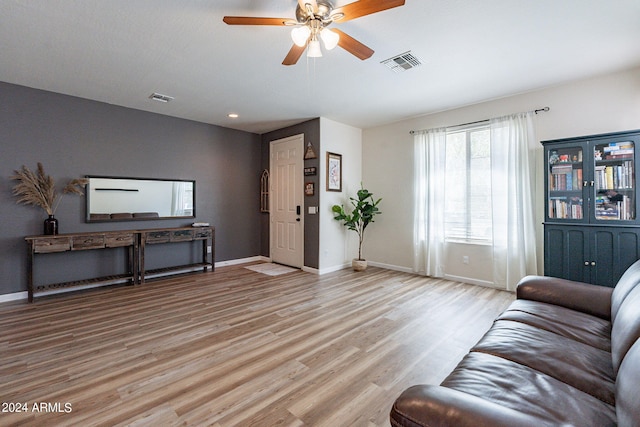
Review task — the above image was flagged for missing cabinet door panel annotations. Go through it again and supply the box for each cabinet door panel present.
[591,229,615,287]
[617,230,640,279]
[590,228,640,287]
[544,227,565,279]
[544,226,589,282]
[592,136,637,223]
[566,229,589,283]
[544,143,587,223]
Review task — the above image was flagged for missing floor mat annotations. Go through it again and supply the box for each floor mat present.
[244,263,299,276]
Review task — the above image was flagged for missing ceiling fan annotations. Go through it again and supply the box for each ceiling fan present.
[223,0,405,65]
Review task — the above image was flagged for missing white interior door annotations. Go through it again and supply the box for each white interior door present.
[270,134,304,268]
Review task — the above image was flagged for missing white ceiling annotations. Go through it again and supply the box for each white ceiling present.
[1,0,640,134]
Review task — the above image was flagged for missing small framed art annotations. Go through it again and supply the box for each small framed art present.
[305,182,315,196]
[326,152,342,192]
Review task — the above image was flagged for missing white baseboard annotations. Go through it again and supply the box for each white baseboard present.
[316,261,414,276]
[444,273,502,289]
[367,261,414,274]
[317,263,350,275]
[0,291,28,303]
[302,266,320,275]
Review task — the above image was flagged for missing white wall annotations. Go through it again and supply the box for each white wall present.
[362,66,640,286]
[319,117,363,273]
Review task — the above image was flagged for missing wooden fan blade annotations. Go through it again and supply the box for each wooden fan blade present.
[223,16,292,26]
[298,0,318,14]
[333,0,405,22]
[283,43,307,66]
[333,29,374,60]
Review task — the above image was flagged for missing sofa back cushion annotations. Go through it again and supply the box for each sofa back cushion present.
[612,284,640,374]
[616,339,640,426]
[612,259,640,322]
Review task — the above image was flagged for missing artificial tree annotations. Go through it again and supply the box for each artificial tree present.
[332,185,382,267]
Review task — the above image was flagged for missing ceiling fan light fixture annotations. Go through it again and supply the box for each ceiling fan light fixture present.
[223,0,406,66]
[291,26,311,47]
[320,28,339,50]
[307,39,323,57]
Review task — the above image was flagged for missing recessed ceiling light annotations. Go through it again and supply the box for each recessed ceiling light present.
[228,113,239,118]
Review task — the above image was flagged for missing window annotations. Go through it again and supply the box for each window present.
[444,126,492,243]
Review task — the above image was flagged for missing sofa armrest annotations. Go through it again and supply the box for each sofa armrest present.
[516,275,612,320]
[390,385,541,427]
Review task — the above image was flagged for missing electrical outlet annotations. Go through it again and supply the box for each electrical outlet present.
[207,246,212,254]
[463,256,469,264]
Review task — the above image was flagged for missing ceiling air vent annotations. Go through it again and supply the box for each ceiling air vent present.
[381,51,422,73]
[149,92,174,103]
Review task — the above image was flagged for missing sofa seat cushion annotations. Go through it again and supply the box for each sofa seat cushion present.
[440,352,617,426]
[497,299,611,351]
[471,319,615,405]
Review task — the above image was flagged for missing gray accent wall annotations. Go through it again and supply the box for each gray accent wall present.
[0,81,262,295]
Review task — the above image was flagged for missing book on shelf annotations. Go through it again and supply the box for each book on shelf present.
[606,166,614,189]
[602,141,634,152]
[549,196,583,219]
[595,194,634,220]
[605,153,633,160]
[550,164,581,191]
[594,161,634,190]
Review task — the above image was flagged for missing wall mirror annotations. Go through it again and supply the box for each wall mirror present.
[86,176,195,222]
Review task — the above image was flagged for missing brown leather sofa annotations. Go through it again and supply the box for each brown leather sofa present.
[390,260,640,427]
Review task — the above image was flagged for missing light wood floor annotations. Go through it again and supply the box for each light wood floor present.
[0,263,514,427]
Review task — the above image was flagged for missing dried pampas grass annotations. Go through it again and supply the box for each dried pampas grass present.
[11,163,88,215]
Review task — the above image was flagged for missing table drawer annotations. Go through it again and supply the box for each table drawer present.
[170,229,194,242]
[33,237,71,253]
[105,233,135,248]
[72,235,105,250]
[193,228,212,240]
[144,231,170,244]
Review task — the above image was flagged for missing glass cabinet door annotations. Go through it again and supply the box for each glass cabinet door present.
[547,145,584,220]
[593,140,635,221]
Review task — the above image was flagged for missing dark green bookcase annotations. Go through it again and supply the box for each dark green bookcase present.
[542,129,640,287]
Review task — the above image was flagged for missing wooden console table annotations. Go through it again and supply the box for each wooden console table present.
[25,226,214,302]
[25,230,138,303]
[139,226,214,284]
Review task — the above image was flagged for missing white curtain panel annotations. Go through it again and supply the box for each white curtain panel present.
[413,127,447,277]
[413,114,538,290]
[489,113,538,290]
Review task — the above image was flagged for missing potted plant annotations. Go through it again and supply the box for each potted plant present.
[331,185,382,271]
[11,163,88,235]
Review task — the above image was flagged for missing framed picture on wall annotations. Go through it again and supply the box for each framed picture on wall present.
[326,152,342,192]
[305,182,315,196]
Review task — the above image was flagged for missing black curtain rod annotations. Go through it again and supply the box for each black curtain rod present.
[409,107,550,135]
